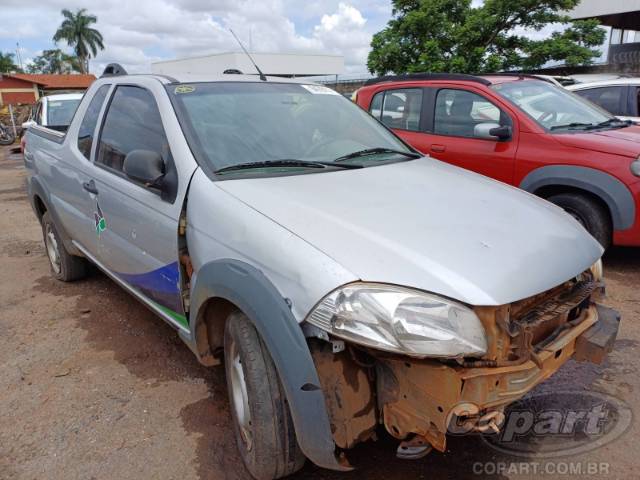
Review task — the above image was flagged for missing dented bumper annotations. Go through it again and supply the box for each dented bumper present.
[376,304,619,452]
[312,302,620,455]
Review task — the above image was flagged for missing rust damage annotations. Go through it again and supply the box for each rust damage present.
[376,305,597,453]
[310,342,377,449]
[311,271,616,455]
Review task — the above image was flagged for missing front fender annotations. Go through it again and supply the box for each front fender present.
[186,259,349,471]
[520,165,636,231]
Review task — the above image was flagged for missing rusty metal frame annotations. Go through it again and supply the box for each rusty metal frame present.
[376,305,599,452]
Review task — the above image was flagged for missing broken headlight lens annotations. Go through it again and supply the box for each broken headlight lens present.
[306,283,487,358]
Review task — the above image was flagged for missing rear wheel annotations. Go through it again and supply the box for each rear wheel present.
[0,125,15,145]
[548,193,611,248]
[224,311,305,480]
[41,212,88,281]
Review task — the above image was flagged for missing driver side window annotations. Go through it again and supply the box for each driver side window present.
[96,85,170,174]
[434,89,509,138]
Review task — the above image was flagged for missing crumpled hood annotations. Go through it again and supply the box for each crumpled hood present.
[554,125,640,157]
[218,158,602,306]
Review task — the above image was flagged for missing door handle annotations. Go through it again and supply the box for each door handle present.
[83,180,99,195]
[431,144,446,153]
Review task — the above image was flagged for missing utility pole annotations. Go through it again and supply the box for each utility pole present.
[15,42,23,71]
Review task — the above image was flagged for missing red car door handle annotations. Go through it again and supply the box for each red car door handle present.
[431,144,446,153]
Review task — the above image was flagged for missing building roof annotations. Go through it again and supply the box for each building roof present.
[152,52,344,77]
[567,0,640,29]
[6,74,96,89]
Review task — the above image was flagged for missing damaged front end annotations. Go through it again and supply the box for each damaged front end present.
[305,266,620,460]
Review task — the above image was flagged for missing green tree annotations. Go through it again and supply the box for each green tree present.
[27,49,82,74]
[53,8,104,74]
[367,0,606,75]
[0,51,20,73]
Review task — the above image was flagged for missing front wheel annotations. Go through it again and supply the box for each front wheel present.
[547,193,612,248]
[224,311,305,480]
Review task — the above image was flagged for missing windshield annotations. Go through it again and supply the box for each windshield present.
[491,80,616,131]
[47,98,81,127]
[168,82,412,175]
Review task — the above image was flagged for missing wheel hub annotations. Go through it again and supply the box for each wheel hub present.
[229,339,252,451]
[45,224,61,275]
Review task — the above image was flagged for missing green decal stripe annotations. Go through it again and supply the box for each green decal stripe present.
[153,302,189,329]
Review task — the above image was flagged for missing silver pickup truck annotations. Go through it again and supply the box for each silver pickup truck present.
[24,64,619,479]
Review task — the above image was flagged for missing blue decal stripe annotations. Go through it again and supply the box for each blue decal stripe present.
[115,262,184,315]
[117,261,181,294]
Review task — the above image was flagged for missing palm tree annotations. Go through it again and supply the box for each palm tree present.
[53,8,104,74]
[0,52,19,73]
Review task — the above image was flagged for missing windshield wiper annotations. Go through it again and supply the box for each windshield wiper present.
[334,147,422,162]
[214,159,363,174]
[584,118,631,130]
[549,122,594,131]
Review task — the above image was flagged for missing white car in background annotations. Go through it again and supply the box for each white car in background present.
[568,79,640,122]
[22,93,84,131]
[532,74,578,87]
[21,92,83,153]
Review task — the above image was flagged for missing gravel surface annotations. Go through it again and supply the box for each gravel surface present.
[1,145,638,479]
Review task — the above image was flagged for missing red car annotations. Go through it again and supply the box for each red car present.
[355,73,640,247]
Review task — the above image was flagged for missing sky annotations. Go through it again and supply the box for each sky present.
[0,0,608,77]
[0,0,395,76]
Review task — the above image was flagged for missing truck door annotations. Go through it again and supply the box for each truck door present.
[40,84,112,256]
[86,83,194,331]
[419,88,518,184]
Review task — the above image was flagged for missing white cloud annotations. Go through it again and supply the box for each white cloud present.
[0,0,376,75]
[319,3,365,31]
[314,3,370,71]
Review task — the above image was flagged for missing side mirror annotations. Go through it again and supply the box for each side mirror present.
[490,125,512,141]
[22,120,36,129]
[123,149,165,187]
[474,122,512,141]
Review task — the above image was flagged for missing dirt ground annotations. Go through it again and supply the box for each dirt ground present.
[1,144,639,480]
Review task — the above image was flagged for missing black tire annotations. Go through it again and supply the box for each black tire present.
[41,211,88,281]
[224,311,305,480]
[0,126,15,145]
[547,193,611,248]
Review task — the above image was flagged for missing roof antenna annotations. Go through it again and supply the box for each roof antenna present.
[229,29,266,81]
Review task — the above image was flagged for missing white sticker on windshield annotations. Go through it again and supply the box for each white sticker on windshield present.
[301,84,340,95]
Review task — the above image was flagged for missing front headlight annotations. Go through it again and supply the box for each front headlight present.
[306,283,487,358]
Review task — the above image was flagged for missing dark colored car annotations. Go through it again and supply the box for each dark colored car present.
[568,79,640,122]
